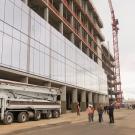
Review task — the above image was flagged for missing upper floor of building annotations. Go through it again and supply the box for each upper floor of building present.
[20,0,105,65]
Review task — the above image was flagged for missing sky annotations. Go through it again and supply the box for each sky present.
[92,0,135,100]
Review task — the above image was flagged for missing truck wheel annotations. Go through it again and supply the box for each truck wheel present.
[3,112,14,125]
[45,111,52,119]
[34,111,41,121]
[52,110,59,118]
[18,112,28,123]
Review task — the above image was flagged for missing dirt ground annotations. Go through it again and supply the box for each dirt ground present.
[0,109,135,135]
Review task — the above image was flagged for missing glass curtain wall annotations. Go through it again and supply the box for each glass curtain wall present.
[0,0,107,94]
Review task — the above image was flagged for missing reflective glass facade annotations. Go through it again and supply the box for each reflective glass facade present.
[0,0,107,94]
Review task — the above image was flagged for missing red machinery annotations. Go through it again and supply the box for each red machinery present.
[108,0,123,103]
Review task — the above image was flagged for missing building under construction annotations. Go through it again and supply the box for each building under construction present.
[101,44,116,103]
[0,0,108,113]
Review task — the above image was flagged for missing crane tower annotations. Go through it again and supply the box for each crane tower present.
[108,0,123,103]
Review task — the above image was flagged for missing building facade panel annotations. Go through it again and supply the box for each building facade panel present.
[0,0,107,95]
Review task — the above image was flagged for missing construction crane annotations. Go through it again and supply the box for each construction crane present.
[108,0,123,103]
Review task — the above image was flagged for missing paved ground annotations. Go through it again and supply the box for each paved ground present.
[0,109,135,135]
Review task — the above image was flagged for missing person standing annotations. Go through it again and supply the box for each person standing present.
[86,104,93,123]
[108,104,115,123]
[77,103,80,116]
[91,106,95,122]
[97,104,104,123]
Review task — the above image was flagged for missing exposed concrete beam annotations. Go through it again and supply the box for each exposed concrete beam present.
[21,77,28,84]
[44,82,51,87]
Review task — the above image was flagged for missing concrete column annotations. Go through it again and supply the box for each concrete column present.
[86,34,89,44]
[88,92,92,105]
[86,48,90,56]
[79,26,82,38]
[79,11,81,20]
[105,95,109,105]
[44,7,49,22]
[79,41,83,50]
[59,23,63,34]
[99,95,104,105]
[71,33,75,44]
[80,91,86,111]
[61,86,66,114]
[70,1,74,27]
[91,29,94,37]
[93,93,99,107]
[59,2,63,34]
[72,89,78,112]
[85,1,88,13]
[71,0,74,10]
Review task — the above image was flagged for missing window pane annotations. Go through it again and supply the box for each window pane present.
[21,11,28,35]
[2,34,12,65]
[33,49,40,74]
[4,23,12,36]
[30,47,34,73]
[0,20,4,33]
[0,32,3,63]
[20,42,27,71]
[12,39,20,68]
[5,0,14,26]
[14,6,21,30]
[0,0,5,20]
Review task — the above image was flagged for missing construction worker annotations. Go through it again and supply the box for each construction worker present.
[77,102,80,116]
[97,104,104,123]
[86,104,93,123]
[108,103,115,123]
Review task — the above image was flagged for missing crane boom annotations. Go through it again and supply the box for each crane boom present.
[108,0,123,103]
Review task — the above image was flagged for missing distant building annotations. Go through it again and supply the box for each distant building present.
[0,0,108,113]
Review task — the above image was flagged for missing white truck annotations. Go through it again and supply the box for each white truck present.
[0,80,61,125]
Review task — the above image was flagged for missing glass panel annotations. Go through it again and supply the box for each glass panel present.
[0,21,4,32]
[4,24,12,36]
[21,33,28,44]
[21,11,28,35]
[33,49,40,74]
[15,0,22,8]
[0,0,5,20]
[0,32,3,63]
[13,29,20,40]
[20,42,27,71]
[39,51,45,76]
[35,21,40,41]
[30,17,35,38]
[14,6,22,30]
[12,39,20,68]
[5,0,14,26]
[2,34,12,65]
[30,46,34,73]
[44,53,49,77]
